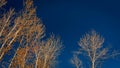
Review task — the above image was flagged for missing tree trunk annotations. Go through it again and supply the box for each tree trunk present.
[92,61,95,68]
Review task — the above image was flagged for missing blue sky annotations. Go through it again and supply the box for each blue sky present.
[5,0,120,68]
[35,0,120,68]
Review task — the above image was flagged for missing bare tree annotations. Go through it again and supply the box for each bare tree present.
[72,30,120,68]
[33,35,62,68]
[71,54,82,68]
[0,0,62,68]
[9,35,62,68]
[0,0,44,61]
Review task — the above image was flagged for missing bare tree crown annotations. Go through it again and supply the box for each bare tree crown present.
[71,30,120,68]
[0,0,62,68]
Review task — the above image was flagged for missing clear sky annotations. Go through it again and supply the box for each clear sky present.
[5,0,120,68]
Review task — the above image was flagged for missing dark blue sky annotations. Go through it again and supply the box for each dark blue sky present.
[6,0,120,68]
